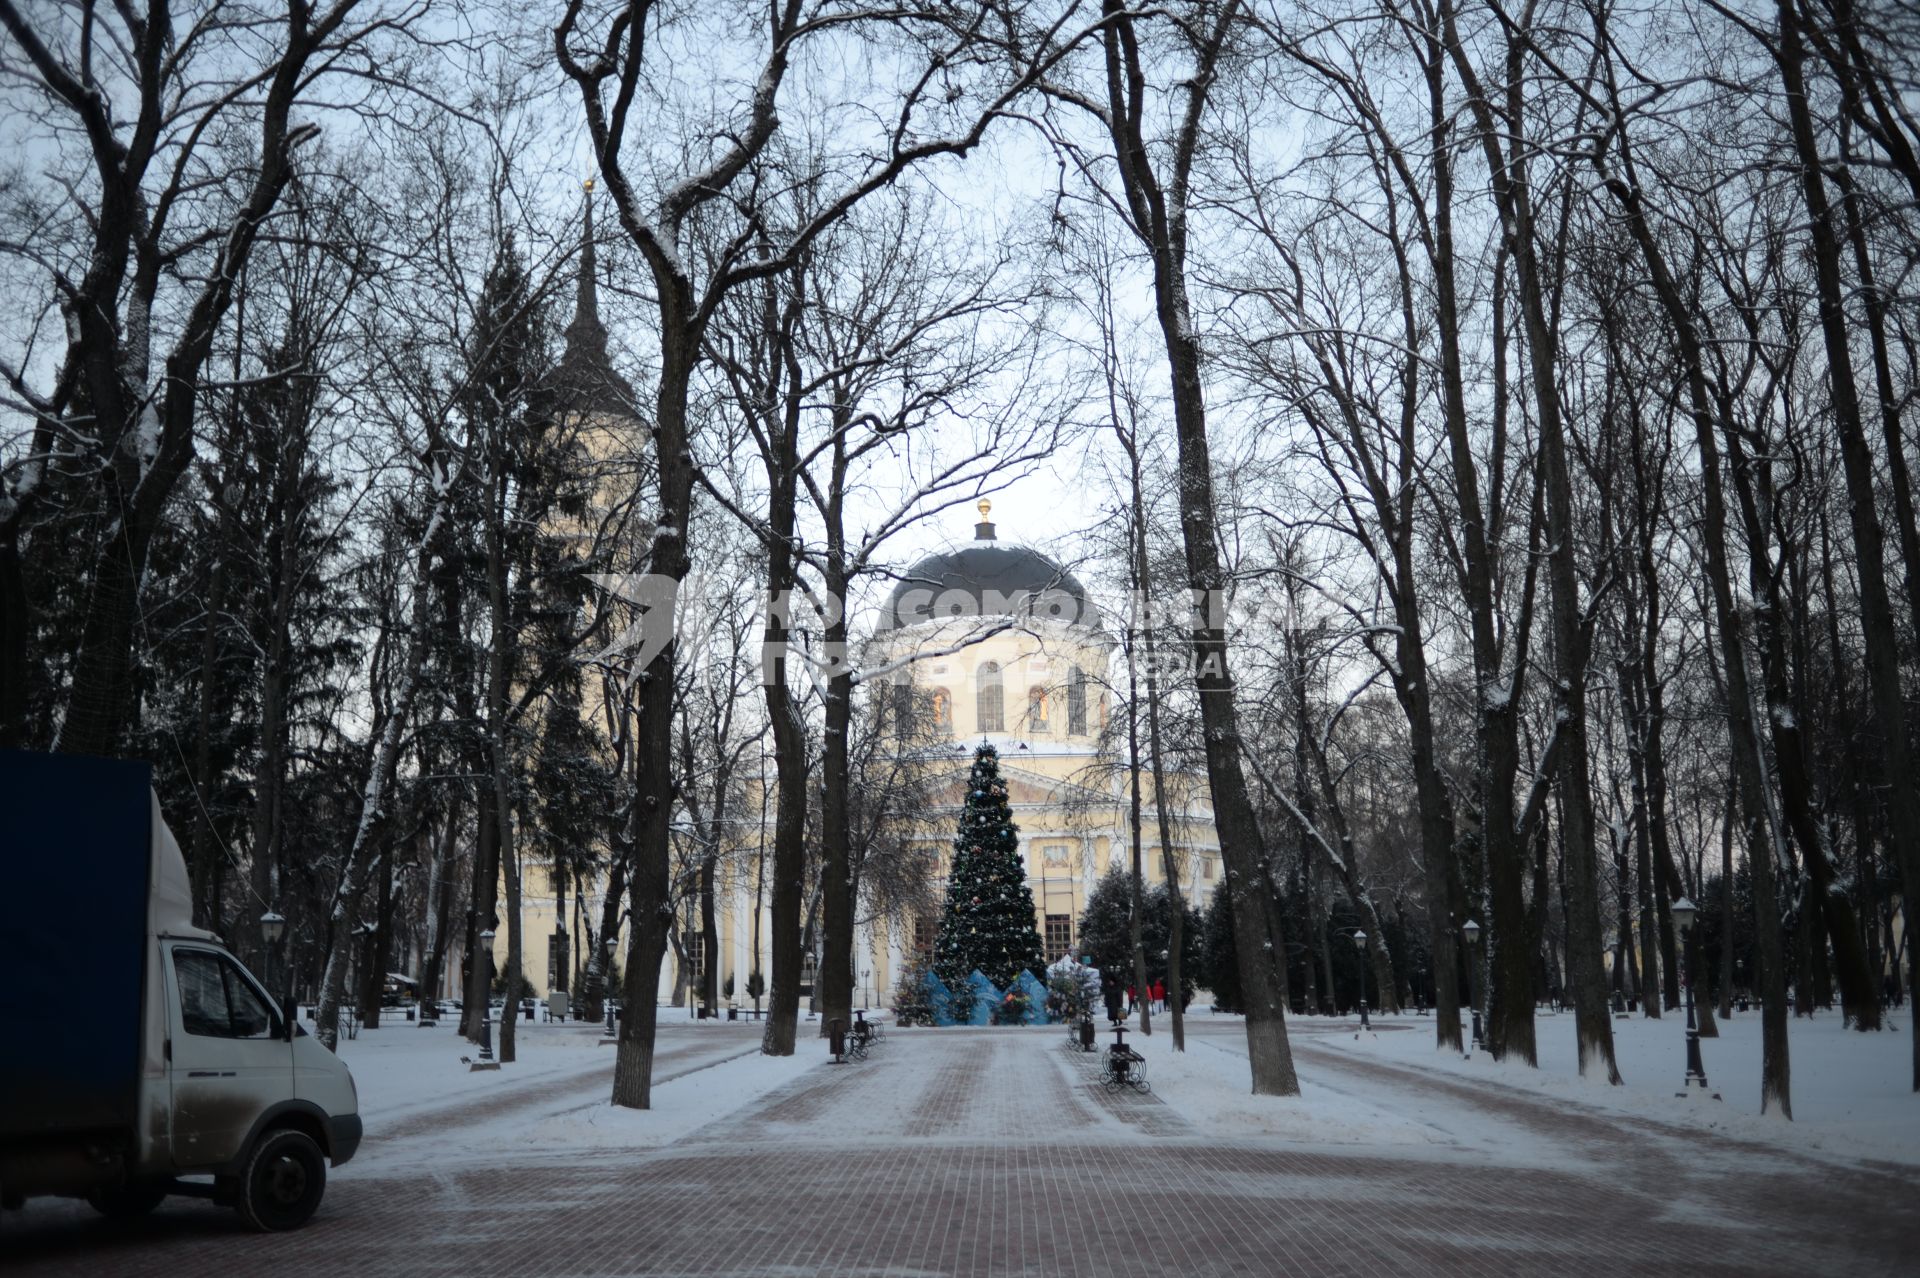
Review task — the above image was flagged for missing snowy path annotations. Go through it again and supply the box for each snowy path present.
[6,1016,1914,1276]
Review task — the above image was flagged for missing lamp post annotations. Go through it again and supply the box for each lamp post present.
[600,941,619,1044]
[473,927,499,1071]
[259,911,286,1023]
[259,910,285,987]
[1351,930,1371,1031]
[1462,918,1484,1055]
[1669,897,1714,1096]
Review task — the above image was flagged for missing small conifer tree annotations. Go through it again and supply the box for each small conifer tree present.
[891,950,937,1026]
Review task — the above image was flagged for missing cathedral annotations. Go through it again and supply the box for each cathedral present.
[472,188,1222,1013]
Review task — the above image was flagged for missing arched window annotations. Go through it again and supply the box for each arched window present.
[892,680,915,738]
[976,662,1004,733]
[1067,666,1087,734]
[1028,686,1049,730]
[931,687,953,734]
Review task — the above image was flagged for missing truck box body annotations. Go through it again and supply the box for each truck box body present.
[0,751,153,1143]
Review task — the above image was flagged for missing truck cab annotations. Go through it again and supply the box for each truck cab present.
[149,937,361,1227]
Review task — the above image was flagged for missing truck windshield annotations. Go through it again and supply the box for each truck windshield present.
[175,950,277,1039]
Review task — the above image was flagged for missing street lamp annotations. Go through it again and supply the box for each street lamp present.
[473,927,499,1071]
[1462,918,1484,1055]
[1670,897,1714,1096]
[1351,930,1371,1031]
[259,908,285,975]
[259,911,286,1021]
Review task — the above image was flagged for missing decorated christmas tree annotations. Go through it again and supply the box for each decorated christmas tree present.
[933,744,1046,992]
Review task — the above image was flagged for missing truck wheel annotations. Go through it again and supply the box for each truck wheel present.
[235,1129,326,1232]
[86,1181,167,1218]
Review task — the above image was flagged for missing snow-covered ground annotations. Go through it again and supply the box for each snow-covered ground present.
[327,1004,1915,1181]
[1116,1018,1470,1152]
[1172,1006,1920,1167]
[14,1006,1909,1275]
[331,1010,818,1174]
[332,1013,614,1125]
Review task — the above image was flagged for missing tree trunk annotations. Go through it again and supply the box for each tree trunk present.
[1440,0,1609,1079]
[1828,80,1920,648]
[817,540,856,1038]
[1775,0,1920,1088]
[700,850,720,1012]
[609,322,699,1107]
[315,488,455,1051]
[1304,732,1401,1014]
[579,850,626,1024]
[358,827,396,1031]
[497,792,523,1063]
[1419,12,1541,1066]
[1099,0,1297,1094]
[1632,747,1661,1020]
[1641,675,1684,1015]
[1406,14,1477,1056]
[47,30,323,756]
[0,523,29,749]
[417,796,463,1017]
[1583,48,1789,1102]
[462,792,500,1041]
[185,413,239,929]
[1719,791,1736,1024]
[751,332,808,1058]
[1133,455,1185,1049]
[1124,621,1152,1037]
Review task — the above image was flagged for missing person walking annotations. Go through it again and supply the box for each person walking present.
[1102,969,1124,1024]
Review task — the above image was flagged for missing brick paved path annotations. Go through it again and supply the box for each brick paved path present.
[5,1020,1914,1276]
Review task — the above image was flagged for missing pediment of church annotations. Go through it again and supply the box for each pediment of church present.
[923,770,1060,809]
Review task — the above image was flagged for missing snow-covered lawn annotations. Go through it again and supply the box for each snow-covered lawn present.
[1281,1007,1916,1166]
[496,1046,816,1159]
[331,1010,822,1174]
[332,1014,615,1126]
[1118,1019,1462,1151]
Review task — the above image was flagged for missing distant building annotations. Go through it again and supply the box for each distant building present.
[470,190,1218,1010]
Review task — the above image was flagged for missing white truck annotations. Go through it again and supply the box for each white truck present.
[0,751,361,1230]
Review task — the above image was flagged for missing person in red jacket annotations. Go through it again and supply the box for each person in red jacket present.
[1150,978,1166,1013]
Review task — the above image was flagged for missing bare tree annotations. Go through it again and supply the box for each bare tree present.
[0,0,426,752]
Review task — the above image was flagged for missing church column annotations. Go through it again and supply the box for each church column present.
[734,876,750,1005]
[1078,835,1097,949]
[885,919,904,1008]
[855,921,873,1009]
